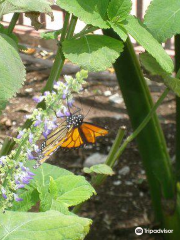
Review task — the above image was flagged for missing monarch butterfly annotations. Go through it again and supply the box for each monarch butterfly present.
[34,111,108,168]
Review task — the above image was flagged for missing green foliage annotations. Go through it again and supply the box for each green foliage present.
[140,52,180,96]
[63,35,124,71]
[40,29,62,40]
[108,22,128,41]
[0,34,26,113]
[140,52,169,76]
[83,164,114,176]
[15,161,96,213]
[11,188,39,212]
[0,210,92,240]
[108,0,132,22]
[56,0,109,29]
[164,76,180,97]
[123,16,174,74]
[0,0,52,18]
[144,0,180,43]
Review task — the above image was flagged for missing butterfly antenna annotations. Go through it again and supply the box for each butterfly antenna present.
[79,96,84,116]
[84,95,95,119]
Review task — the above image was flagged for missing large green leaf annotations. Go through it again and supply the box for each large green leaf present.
[0,34,26,112]
[62,35,124,72]
[144,0,180,43]
[123,15,174,74]
[0,0,52,17]
[56,0,109,29]
[55,175,96,206]
[26,161,73,188]
[24,161,95,212]
[108,0,132,22]
[0,210,91,240]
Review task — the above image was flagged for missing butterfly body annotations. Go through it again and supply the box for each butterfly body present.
[66,114,84,129]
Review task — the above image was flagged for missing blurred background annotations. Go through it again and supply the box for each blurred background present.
[0,1,172,239]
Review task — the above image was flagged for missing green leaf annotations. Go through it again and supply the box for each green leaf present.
[40,29,62,40]
[108,0,132,22]
[56,0,110,29]
[26,161,73,188]
[140,52,170,77]
[62,35,124,72]
[55,175,96,207]
[0,0,52,17]
[49,176,58,198]
[144,0,180,43]
[0,210,92,240]
[26,161,95,211]
[109,22,128,41]
[83,164,115,176]
[164,76,180,97]
[123,15,174,74]
[0,34,26,113]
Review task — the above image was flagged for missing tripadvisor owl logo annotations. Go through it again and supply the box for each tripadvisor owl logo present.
[135,227,143,235]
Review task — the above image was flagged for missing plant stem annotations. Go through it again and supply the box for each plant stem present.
[92,127,126,187]
[42,13,70,92]
[66,15,78,40]
[104,30,175,224]
[175,34,180,179]
[8,13,20,34]
[113,88,170,163]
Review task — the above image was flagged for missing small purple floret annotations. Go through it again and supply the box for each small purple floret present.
[67,99,74,108]
[14,194,23,202]
[29,133,33,144]
[33,96,44,103]
[2,193,7,199]
[27,150,35,160]
[56,110,64,118]
[17,130,25,139]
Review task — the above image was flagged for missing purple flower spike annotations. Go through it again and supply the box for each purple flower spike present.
[14,194,23,202]
[29,133,33,144]
[56,110,64,118]
[17,130,25,139]
[33,96,44,103]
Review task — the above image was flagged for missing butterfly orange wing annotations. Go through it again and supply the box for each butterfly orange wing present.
[60,128,84,148]
[80,122,108,143]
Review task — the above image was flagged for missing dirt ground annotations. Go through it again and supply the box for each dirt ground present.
[0,53,176,240]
